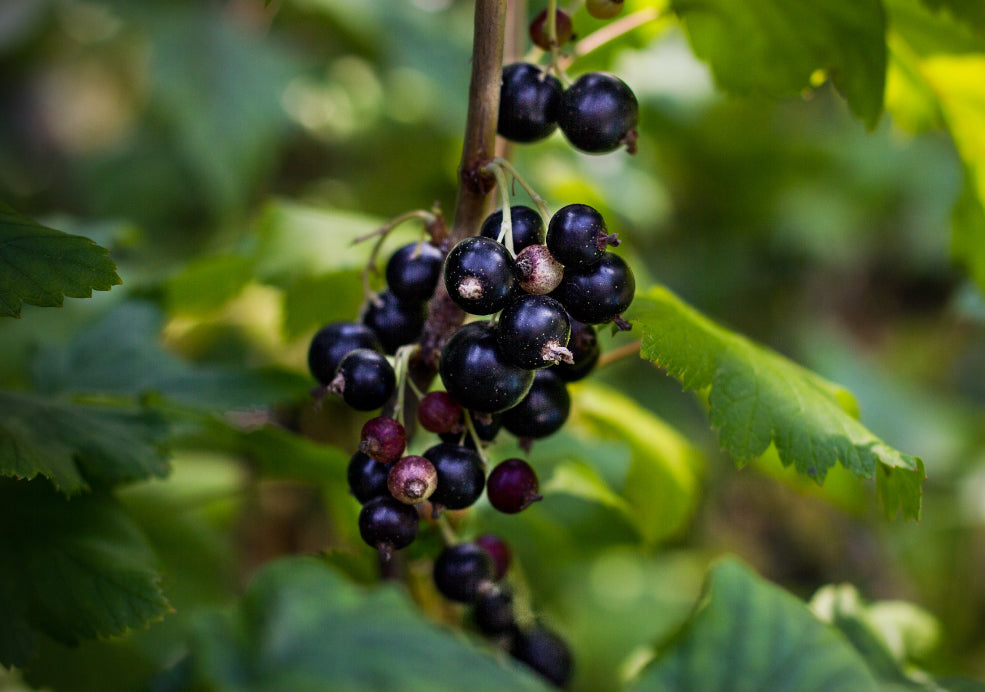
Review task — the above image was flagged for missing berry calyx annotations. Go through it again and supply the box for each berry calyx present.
[417,391,464,434]
[359,416,406,464]
[547,203,619,268]
[487,458,542,514]
[308,322,382,386]
[443,237,518,315]
[361,289,426,354]
[515,244,564,295]
[496,294,572,369]
[498,63,563,144]
[558,72,639,154]
[473,587,516,636]
[329,348,396,411]
[475,534,512,580]
[433,543,494,603]
[385,241,445,302]
[552,320,599,382]
[347,451,390,504]
[358,495,419,560]
[439,321,535,413]
[387,455,438,504]
[502,369,571,440]
[423,442,487,511]
[529,9,574,51]
[551,252,635,325]
[480,206,546,253]
[586,0,624,19]
[510,626,574,688]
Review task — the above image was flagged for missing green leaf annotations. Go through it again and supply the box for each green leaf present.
[919,0,985,31]
[628,558,879,691]
[185,556,548,692]
[0,203,121,318]
[0,391,169,495]
[282,269,365,339]
[670,0,887,127]
[0,481,172,668]
[634,286,924,519]
[165,254,257,316]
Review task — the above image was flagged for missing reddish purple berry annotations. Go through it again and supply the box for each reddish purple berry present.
[388,455,438,504]
[475,534,512,580]
[487,458,542,514]
[359,416,406,464]
[417,391,464,434]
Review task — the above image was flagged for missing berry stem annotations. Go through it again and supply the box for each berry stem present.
[596,337,642,368]
[392,344,422,427]
[355,208,439,305]
[435,513,461,546]
[462,409,490,464]
[488,164,516,256]
[559,6,663,71]
[484,157,552,231]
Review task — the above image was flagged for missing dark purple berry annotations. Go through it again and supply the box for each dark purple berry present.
[423,442,487,510]
[358,496,419,560]
[551,253,635,325]
[359,416,406,464]
[529,9,574,51]
[347,451,390,504]
[480,206,546,254]
[547,204,619,268]
[487,458,542,514]
[502,369,571,440]
[418,391,464,434]
[362,289,426,354]
[498,63,563,143]
[433,543,494,603]
[553,320,599,382]
[385,241,445,302]
[473,587,516,636]
[497,294,572,369]
[388,455,438,504]
[307,322,382,386]
[515,244,564,295]
[558,72,639,154]
[439,322,535,414]
[443,237,518,315]
[510,626,574,688]
[329,348,396,411]
[475,534,512,580]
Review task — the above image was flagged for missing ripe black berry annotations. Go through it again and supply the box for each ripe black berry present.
[387,455,438,504]
[385,241,445,302]
[475,534,512,580]
[358,495,419,560]
[473,587,516,636]
[529,9,574,51]
[444,237,518,315]
[439,322,535,413]
[359,416,406,464]
[423,442,487,510]
[480,206,545,253]
[418,391,463,434]
[586,0,623,19]
[498,63,563,143]
[547,204,619,268]
[487,458,542,514]
[515,244,564,295]
[502,369,571,440]
[307,322,382,386]
[558,72,639,154]
[361,289,427,354]
[329,348,396,411]
[347,451,390,504]
[497,294,572,369]
[433,543,494,603]
[553,320,599,382]
[510,626,574,688]
[551,253,635,325]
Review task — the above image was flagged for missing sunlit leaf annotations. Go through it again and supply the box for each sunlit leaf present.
[282,269,365,339]
[166,254,257,316]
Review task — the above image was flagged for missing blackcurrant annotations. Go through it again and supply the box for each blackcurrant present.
[443,237,518,315]
[347,451,390,504]
[510,626,574,688]
[586,0,623,19]
[529,9,574,51]
[480,206,545,254]
[473,587,516,636]
[307,322,382,386]
[361,289,426,354]
[417,391,463,434]
[551,253,635,325]
[359,416,406,464]
[387,455,438,504]
[487,458,542,514]
[385,241,445,302]
[552,320,599,382]
[358,495,419,559]
[475,534,512,580]
[497,294,572,369]
[439,321,535,414]
[547,204,619,268]
[329,348,396,411]
[498,63,563,143]
[558,72,639,154]
[515,244,564,295]
[502,369,571,440]
[433,543,494,603]
[422,442,487,510]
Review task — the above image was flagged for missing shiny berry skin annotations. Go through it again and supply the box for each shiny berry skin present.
[387,455,438,504]
[551,253,635,324]
[515,244,564,295]
[433,543,494,603]
[547,204,619,268]
[553,320,599,382]
[529,9,574,51]
[475,534,512,580]
[498,63,563,143]
[439,322,535,413]
[385,241,445,302]
[473,587,516,636]
[423,442,487,510]
[558,72,639,154]
[480,206,545,253]
[307,322,382,386]
[347,451,390,504]
[510,626,574,688]
[358,496,419,559]
[497,294,572,369]
[417,391,463,434]
[502,369,571,439]
[444,237,518,315]
[359,416,406,464]
[586,0,623,19]
[487,458,542,514]
[361,290,426,354]
[329,348,396,411]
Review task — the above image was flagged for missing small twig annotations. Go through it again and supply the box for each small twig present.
[488,165,516,256]
[483,157,552,230]
[462,409,489,464]
[355,209,437,304]
[597,338,642,368]
[559,7,662,71]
